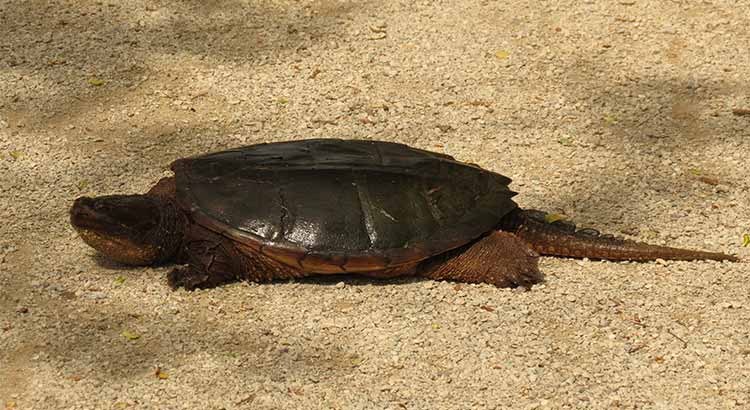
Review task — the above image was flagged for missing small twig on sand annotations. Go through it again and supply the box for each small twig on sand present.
[626,342,647,354]
[636,109,661,127]
[667,329,688,348]
[732,108,750,116]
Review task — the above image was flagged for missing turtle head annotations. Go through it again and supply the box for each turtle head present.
[70,194,182,265]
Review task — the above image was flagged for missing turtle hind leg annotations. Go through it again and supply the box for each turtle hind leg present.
[419,231,542,288]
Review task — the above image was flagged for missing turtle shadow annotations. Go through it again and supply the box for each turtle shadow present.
[0,0,375,134]
[291,273,426,288]
[519,57,748,236]
[287,271,538,289]
[91,254,158,272]
[24,280,366,388]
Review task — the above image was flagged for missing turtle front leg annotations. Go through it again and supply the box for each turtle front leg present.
[168,265,212,290]
[167,224,305,290]
[418,231,542,288]
[167,244,240,290]
[167,227,241,290]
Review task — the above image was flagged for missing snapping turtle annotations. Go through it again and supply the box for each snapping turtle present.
[70,139,737,290]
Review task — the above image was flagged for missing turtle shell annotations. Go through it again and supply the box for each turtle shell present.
[171,139,518,273]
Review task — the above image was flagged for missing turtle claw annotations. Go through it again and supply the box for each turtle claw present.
[167,265,210,291]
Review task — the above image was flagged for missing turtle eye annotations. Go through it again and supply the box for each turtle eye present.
[97,195,161,232]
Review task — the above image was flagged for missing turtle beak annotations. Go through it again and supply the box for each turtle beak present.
[70,197,107,231]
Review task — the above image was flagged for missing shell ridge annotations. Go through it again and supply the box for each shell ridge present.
[277,182,291,242]
[423,182,445,227]
[353,173,376,250]
[373,142,384,166]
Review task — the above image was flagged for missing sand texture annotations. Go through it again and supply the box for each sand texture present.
[1,1,749,409]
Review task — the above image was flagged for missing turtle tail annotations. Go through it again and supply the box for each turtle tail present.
[500,209,739,262]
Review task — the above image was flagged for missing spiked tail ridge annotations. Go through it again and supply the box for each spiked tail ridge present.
[503,209,739,262]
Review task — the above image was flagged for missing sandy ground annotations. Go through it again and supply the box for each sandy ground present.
[2,0,750,409]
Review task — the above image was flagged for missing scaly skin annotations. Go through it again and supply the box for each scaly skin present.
[503,209,738,262]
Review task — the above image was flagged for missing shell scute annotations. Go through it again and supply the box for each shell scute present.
[173,139,517,272]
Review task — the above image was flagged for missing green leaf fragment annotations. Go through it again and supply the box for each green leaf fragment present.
[77,180,89,190]
[121,330,140,340]
[494,50,510,59]
[544,213,567,223]
[688,168,702,176]
[113,276,126,286]
[9,151,23,160]
[602,114,617,125]
[742,233,749,247]
[277,97,289,105]
[557,136,574,146]
[88,78,105,86]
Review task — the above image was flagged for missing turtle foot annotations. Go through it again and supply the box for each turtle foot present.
[167,266,211,291]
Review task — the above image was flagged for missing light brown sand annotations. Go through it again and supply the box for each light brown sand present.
[1,1,749,409]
